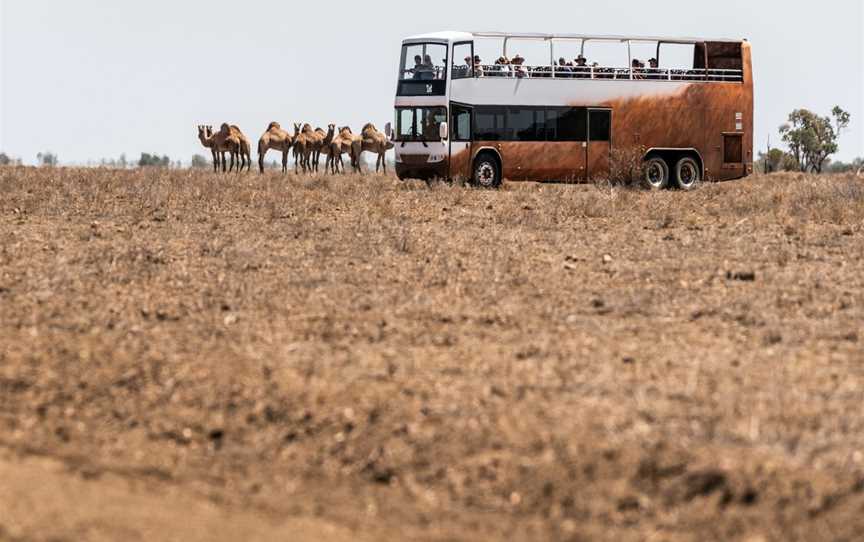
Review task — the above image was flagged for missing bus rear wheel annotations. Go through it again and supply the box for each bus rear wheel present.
[473,155,501,188]
[644,157,670,190]
[674,157,701,190]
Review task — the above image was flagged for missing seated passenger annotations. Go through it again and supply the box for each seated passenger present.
[512,54,528,78]
[419,54,435,80]
[410,55,423,79]
[573,54,589,78]
[556,57,571,78]
[473,55,484,77]
[631,59,644,79]
[647,57,661,79]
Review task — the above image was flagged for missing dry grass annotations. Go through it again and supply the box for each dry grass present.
[1,167,863,541]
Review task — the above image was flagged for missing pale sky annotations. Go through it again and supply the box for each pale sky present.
[1,0,862,165]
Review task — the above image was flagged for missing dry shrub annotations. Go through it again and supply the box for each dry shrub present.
[605,145,648,188]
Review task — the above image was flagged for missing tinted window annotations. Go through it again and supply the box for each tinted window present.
[452,105,472,141]
[475,107,506,141]
[557,108,587,141]
[544,108,560,141]
[509,108,545,141]
[589,110,611,141]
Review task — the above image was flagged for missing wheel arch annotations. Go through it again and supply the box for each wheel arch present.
[472,146,503,171]
[644,148,704,178]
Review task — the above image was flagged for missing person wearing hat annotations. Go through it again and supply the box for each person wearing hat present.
[647,57,660,80]
[573,54,588,79]
[473,55,484,77]
[511,54,528,78]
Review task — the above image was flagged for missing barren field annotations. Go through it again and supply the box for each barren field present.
[1,167,863,541]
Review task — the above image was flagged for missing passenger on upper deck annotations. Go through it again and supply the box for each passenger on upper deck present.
[512,54,527,78]
[410,55,423,79]
[496,56,512,77]
[573,54,589,78]
[647,58,661,80]
[474,55,484,77]
[631,59,644,79]
[557,57,572,78]
[420,54,436,80]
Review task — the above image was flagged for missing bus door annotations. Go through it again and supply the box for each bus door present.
[449,103,473,181]
[587,109,612,180]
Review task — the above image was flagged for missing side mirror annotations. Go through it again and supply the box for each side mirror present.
[384,122,392,139]
[439,121,449,141]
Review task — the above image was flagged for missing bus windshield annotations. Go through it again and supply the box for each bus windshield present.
[395,107,447,142]
[399,43,448,81]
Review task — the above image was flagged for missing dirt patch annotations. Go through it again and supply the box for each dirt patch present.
[1,167,863,540]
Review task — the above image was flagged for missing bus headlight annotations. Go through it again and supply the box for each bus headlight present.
[427,154,445,163]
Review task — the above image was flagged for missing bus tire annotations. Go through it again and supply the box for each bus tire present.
[644,157,670,190]
[674,157,701,190]
[473,154,501,188]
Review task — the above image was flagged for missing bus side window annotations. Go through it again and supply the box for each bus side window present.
[556,108,587,141]
[452,106,472,141]
[589,110,611,141]
[474,107,506,141]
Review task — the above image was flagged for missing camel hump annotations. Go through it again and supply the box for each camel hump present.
[220,122,231,133]
[362,123,377,134]
[267,121,281,131]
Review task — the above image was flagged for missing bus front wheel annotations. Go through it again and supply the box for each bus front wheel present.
[473,155,501,188]
[674,157,701,190]
[644,157,670,190]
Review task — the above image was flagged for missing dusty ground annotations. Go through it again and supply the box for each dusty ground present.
[1,167,863,541]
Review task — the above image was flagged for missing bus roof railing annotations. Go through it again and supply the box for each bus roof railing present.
[471,32,745,44]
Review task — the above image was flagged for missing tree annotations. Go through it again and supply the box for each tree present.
[190,154,210,169]
[138,153,172,168]
[756,148,788,173]
[779,106,851,174]
[0,153,10,166]
[37,152,58,167]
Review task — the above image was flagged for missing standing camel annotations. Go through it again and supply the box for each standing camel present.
[328,126,362,174]
[220,123,252,172]
[207,125,242,173]
[293,123,312,174]
[310,126,327,173]
[197,125,219,173]
[318,124,336,172]
[257,122,294,174]
[361,123,395,174]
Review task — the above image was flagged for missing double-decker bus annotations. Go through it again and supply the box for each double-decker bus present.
[392,31,753,189]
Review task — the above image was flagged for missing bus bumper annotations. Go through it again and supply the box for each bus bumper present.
[396,162,448,181]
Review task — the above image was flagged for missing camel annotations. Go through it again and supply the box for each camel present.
[207,125,242,173]
[310,126,327,173]
[293,123,312,173]
[361,123,395,174]
[197,125,219,173]
[257,122,294,174]
[328,126,362,174]
[220,123,252,172]
[318,124,337,172]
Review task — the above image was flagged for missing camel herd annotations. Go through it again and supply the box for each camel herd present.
[196,122,394,175]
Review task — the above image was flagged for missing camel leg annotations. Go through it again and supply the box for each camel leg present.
[259,148,266,174]
[212,150,219,173]
[221,152,227,173]
[282,151,288,174]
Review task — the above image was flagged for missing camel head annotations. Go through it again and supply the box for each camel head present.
[197,125,206,138]
[293,123,301,136]
[205,126,214,138]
